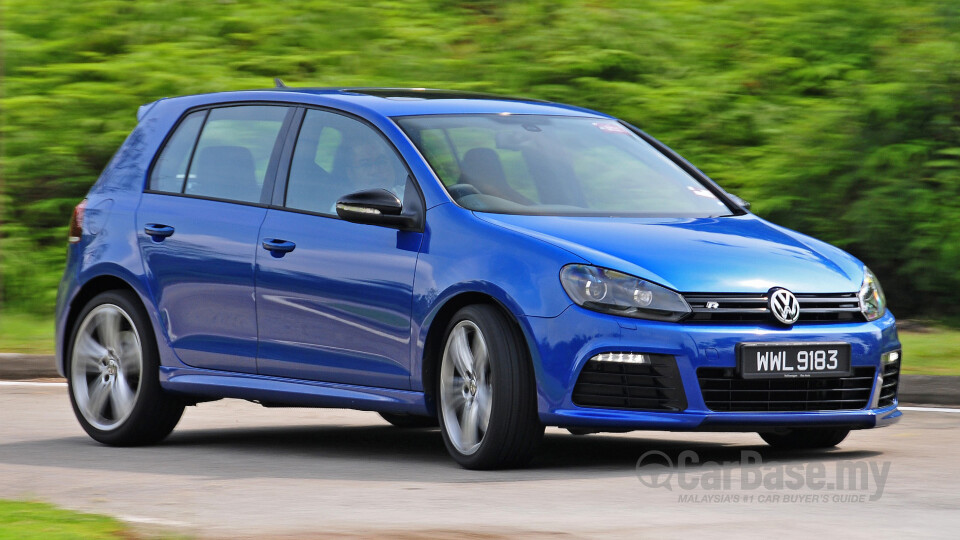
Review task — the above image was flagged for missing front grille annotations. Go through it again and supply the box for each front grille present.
[697,367,875,411]
[683,293,863,324]
[572,354,687,411]
[878,360,900,408]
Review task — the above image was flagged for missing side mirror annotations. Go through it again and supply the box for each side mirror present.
[728,194,751,211]
[336,189,421,230]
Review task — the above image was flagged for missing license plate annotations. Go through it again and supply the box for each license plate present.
[738,342,851,379]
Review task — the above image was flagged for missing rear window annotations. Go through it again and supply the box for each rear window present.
[148,105,291,204]
[184,106,289,204]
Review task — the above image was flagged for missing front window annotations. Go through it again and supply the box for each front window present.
[396,114,734,217]
[284,109,412,215]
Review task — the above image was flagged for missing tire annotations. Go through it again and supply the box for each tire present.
[759,428,850,449]
[379,412,438,429]
[66,290,184,446]
[436,304,544,469]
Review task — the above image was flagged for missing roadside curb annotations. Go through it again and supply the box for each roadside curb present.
[0,353,958,407]
[897,376,960,407]
[0,354,60,379]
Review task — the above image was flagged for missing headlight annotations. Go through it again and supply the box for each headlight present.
[560,264,691,322]
[858,267,887,321]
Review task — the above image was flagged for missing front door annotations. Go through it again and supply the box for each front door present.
[255,108,423,389]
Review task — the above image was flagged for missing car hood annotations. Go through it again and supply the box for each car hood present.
[475,213,865,294]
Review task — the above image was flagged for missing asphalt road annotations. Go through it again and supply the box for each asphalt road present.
[1,383,958,539]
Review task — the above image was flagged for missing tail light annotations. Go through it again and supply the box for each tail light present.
[68,199,87,243]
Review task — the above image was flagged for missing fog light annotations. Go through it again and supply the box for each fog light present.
[591,352,650,364]
[882,350,901,364]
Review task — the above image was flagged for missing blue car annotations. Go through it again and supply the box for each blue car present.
[56,87,901,469]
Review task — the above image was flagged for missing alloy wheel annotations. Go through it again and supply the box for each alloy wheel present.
[70,304,143,431]
[439,320,493,455]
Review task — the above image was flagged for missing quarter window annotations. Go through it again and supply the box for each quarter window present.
[149,111,205,193]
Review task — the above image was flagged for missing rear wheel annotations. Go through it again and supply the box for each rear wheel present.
[378,412,438,428]
[67,290,184,446]
[437,305,543,469]
[759,428,850,449]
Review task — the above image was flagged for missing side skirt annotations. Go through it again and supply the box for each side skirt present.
[160,366,431,415]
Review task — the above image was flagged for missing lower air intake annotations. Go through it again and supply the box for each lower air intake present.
[697,367,875,412]
[572,354,687,411]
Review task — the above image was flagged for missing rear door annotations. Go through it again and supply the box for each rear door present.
[254,108,423,389]
[137,104,294,373]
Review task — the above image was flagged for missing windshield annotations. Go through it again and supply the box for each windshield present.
[395,114,735,217]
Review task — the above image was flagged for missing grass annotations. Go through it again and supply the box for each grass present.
[0,312,54,354]
[0,500,129,539]
[1,311,957,374]
[899,328,960,376]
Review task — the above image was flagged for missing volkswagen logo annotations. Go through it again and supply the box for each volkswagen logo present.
[768,288,800,325]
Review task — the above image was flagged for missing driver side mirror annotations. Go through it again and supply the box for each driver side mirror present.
[335,188,422,231]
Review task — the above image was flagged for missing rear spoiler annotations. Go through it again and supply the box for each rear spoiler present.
[136,98,166,122]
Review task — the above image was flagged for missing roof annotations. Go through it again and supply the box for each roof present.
[152,87,613,120]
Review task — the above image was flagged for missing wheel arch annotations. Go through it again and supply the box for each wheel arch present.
[418,289,541,411]
[60,270,152,376]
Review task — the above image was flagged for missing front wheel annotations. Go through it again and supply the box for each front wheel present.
[759,428,850,449]
[67,290,184,446]
[437,305,543,469]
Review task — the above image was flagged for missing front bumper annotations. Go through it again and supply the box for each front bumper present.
[525,304,901,431]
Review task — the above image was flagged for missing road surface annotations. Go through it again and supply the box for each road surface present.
[1,382,958,538]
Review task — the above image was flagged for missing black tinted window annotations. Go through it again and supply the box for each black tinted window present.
[149,111,205,193]
[184,106,289,203]
[285,110,410,215]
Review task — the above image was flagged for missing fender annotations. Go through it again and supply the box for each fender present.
[407,203,587,392]
[410,280,551,396]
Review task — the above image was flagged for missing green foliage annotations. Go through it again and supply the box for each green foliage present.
[0,311,55,354]
[0,500,128,539]
[2,0,959,319]
[899,329,960,376]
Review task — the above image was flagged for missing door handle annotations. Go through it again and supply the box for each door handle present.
[262,238,296,256]
[144,224,175,239]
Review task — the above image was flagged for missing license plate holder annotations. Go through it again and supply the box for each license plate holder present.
[737,342,852,379]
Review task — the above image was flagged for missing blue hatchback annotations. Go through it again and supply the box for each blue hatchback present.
[56,87,901,469]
